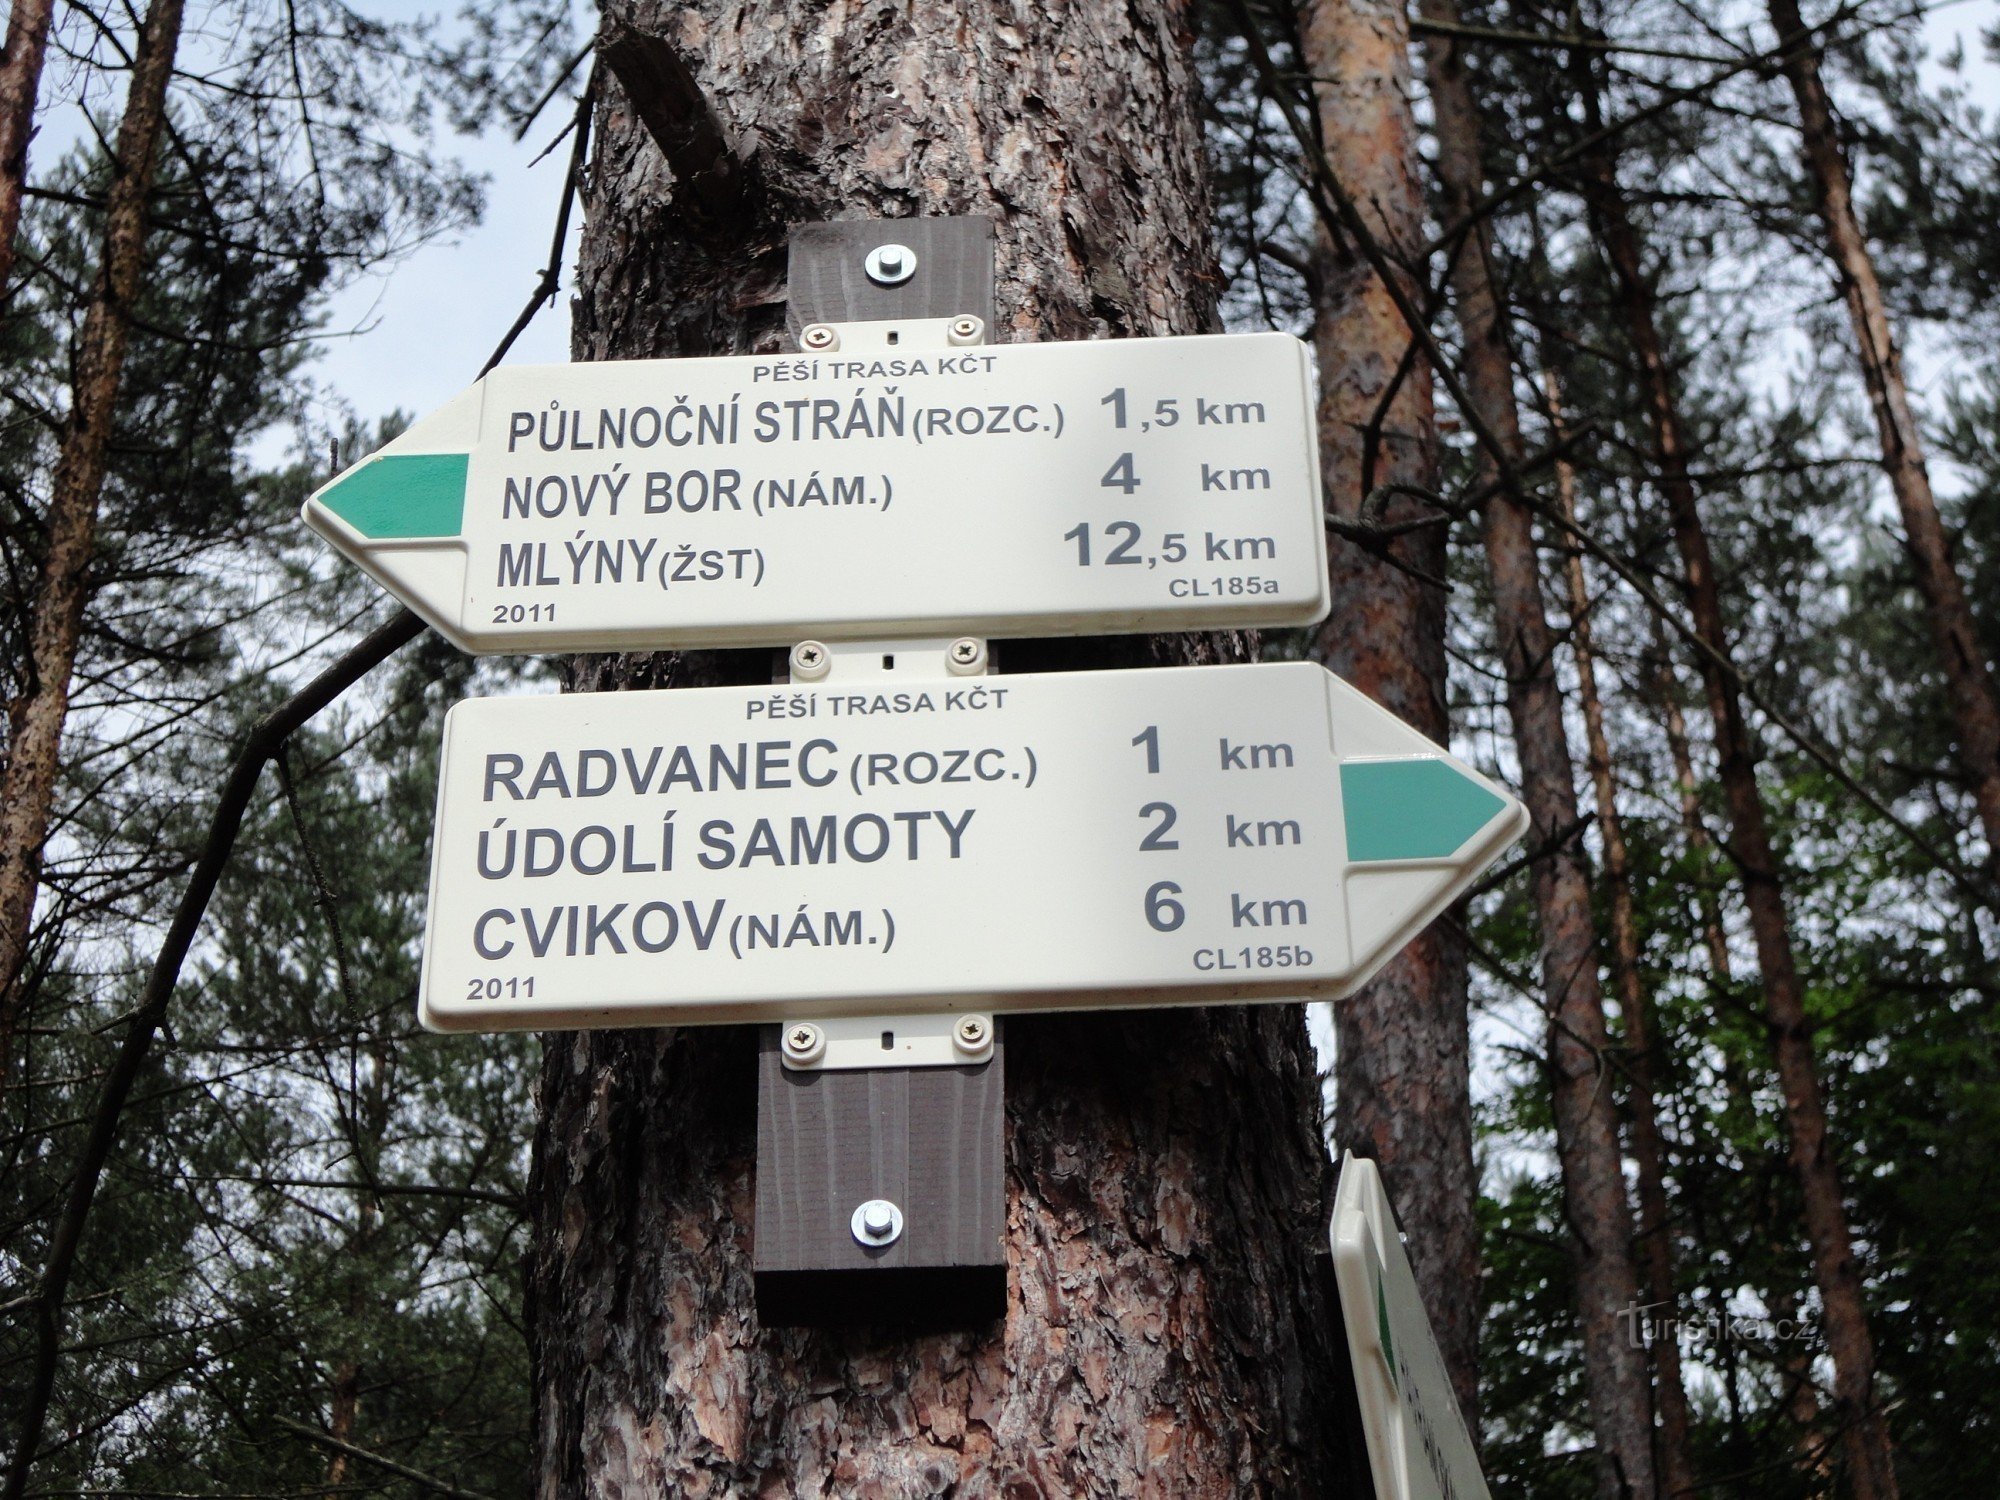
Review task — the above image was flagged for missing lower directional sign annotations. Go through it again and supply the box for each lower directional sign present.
[1332,1153,1492,1500]
[418,661,1526,1032]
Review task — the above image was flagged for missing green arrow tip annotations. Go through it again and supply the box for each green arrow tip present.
[316,453,467,539]
[1341,758,1506,863]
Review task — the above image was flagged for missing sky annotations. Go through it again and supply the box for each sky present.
[300,115,579,440]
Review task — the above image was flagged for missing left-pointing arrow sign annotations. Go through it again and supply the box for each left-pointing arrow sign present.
[302,331,1332,652]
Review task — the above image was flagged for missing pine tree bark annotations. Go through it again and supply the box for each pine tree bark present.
[0,0,185,1073]
[1295,0,1479,1433]
[1415,8,1657,1496]
[1572,81,1900,1500]
[1767,0,2000,872]
[1650,652,1735,988]
[1653,651,1844,1474]
[1549,378,1699,1499]
[0,0,53,298]
[526,4,1355,1493]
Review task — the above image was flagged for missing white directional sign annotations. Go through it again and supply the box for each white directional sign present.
[1332,1153,1491,1500]
[419,660,1525,1032]
[303,332,1329,651]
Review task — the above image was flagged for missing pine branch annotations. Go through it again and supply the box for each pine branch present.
[271,1417,499,1500]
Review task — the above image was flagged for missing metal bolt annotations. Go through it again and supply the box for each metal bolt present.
[790,640,831,682]
[947,314,985,347]
[946,637,987,676]
[781,1022,825,1066]
[851,1198,905,1246]
[952,1014,994,1061]
[864,243,917,286]
[801,324,839,351]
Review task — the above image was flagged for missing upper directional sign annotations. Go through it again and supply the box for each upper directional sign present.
[419,659,1525,1032]
[1332,1153,1492,1500]
[302,332,1330,652]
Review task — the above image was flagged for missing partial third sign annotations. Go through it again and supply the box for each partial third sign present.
[303,332,1330,652]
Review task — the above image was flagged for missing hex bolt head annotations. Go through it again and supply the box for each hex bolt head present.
[790,640,832,682]
[946,638,987,676]
[851,1198,905,1246]
[781,1022,825,1066]
[800,324,839,351]
[864,243,917,286]
[947,315,985,347]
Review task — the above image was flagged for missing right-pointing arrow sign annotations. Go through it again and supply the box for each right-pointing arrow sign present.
[417,659,1527,1033]
[1340,760,1508,864]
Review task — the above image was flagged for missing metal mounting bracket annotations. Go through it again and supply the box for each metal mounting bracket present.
[753,215,1007,1330]
[778,1011,996,1072]
[799,313,987,353]
[786,635,989,684]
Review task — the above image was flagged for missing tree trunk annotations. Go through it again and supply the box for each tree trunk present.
[1294,0,1479,1433]
[527,4,1354,1493]
[1767,0,2000,873]
[0,0,53,298]
[1766,1280,1835,1481]
[1415,8,1657,1496]
[1650,650,1839,1469]
[1650,651,1734,988]
[1573,77,1900,1500]
[0,0,185,1073]
[323,1031,388,1496]
[1548,376,1699,1499]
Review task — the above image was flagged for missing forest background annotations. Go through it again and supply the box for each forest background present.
[0,0,1996,1495]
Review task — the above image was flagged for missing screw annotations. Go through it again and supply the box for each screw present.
[956,1015,989,1048]
[946,637,986,676]
[801,324,838,351]
[851,1198,905,1246]
[781,1022,825,1066]
[947,314,985,347]
[864,243,917,286]
[790,640,831,681]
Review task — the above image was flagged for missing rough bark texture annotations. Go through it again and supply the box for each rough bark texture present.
[527,4,1355,1494]
[1295,0,1479,1435]
[1549,378,1698,1499]
[1575,98,1899,1500]
[0,0,52,298]
[0,0,184,1073]
[1416,8,1658,1497]
[1768,0,2000,873]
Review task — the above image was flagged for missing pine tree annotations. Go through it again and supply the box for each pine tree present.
[0,0,187,1070]
[0,0,51,296]
[526,3,1356,1489]
[1415,6,1657,1492]
[1290,0,1484,1427]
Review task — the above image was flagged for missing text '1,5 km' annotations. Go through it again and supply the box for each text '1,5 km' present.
[301,332,1330,651]
[422,662,1527,1032]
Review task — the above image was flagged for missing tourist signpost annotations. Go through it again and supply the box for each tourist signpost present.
[303,331,1329,651]
[305,213,1518,1456]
